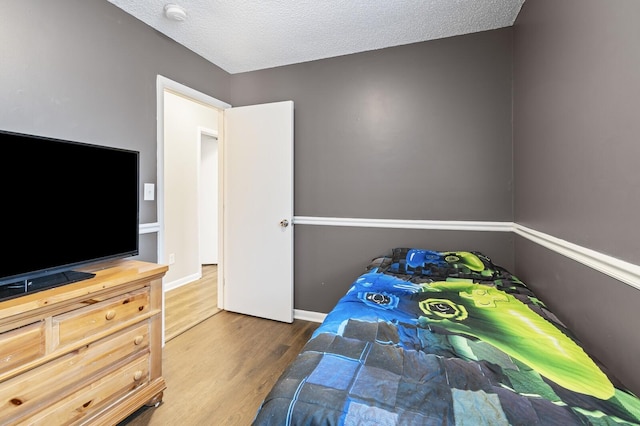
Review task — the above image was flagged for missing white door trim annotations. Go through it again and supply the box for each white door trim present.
[197,126,219,268]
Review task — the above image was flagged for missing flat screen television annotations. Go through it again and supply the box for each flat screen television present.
[0,129,140,302]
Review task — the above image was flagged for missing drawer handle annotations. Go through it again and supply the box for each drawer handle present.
[105,310,117,320]
[133,370,143,381]
[134,335,144,345]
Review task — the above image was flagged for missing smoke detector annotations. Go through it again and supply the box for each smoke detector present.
[164,4,187,21]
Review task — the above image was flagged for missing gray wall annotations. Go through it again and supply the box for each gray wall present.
[513,0,640,395]
[513,0,640,264]
[231,29,515,312]
[3,0,639,398]
[0,0,231,234]
[515,238,640,395]
[231,29,513,221]
[0,1,514,314]
[296,227,514,313]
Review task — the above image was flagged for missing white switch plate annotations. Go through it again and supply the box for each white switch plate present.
[144,183,155,201]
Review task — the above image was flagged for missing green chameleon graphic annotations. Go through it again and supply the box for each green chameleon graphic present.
[442,251,487,272]
[416,281,614,400]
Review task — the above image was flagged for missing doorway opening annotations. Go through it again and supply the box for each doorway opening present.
[156,76,230,342]
[157,76,295,336]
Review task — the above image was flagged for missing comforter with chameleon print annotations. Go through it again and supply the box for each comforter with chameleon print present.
[253,248,640,425]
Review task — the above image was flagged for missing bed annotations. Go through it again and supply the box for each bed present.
[253,247,640,425]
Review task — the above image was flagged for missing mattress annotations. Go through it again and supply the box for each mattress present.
[253,248,640,425]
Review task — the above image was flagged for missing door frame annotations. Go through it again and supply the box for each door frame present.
[156,75,230,323]
[197,126,219,267]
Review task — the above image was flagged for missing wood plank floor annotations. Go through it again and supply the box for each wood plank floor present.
[164,264,220,342]
[120,310,319,425]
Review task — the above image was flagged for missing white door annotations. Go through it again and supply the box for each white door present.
[223,100,294,323]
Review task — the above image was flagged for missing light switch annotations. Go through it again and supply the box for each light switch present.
[144,183,155,201]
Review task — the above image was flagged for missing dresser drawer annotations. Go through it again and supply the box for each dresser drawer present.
[53,288,150,349]
[0,321,45,376]
[0,260,166,425]
[19,353,150,426]
[0,322,149,423]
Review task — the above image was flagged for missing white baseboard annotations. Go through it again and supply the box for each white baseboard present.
[294,309,326,323]
[164,271,202,292]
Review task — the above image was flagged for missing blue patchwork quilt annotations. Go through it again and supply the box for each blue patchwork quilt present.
[253,248,640,425]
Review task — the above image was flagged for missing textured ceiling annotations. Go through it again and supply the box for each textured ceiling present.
[107,0,525,74]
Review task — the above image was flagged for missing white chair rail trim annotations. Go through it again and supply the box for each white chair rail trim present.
[293,216,640,291]
[139,222,160,234]
[140,217,640,297]
[513,224,640,291]
[293,216,512,232]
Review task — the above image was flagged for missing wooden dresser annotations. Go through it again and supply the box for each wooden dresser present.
[0,260,167,425]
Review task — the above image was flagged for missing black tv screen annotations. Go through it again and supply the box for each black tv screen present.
[0,129,139,300]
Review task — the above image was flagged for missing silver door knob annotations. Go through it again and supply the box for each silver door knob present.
[280,219,289,228]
